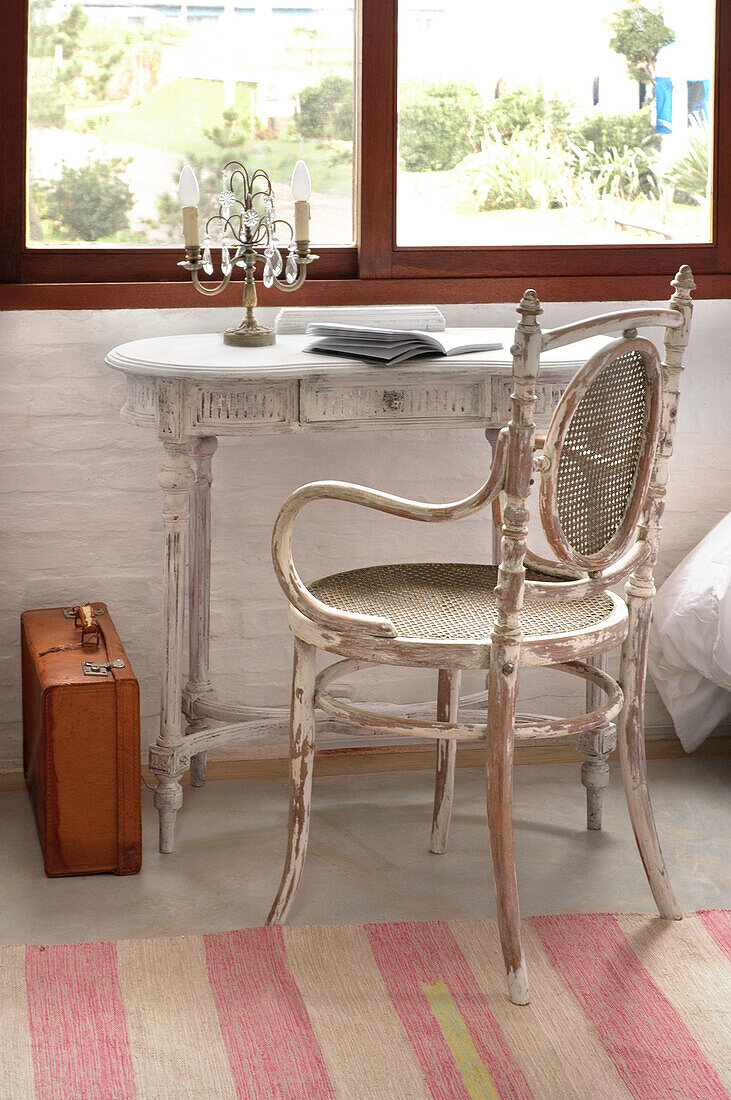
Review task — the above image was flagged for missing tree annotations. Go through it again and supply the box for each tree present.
[39,159,134,241]
[57,3,88,55]
[296,75,352,143]
[28,0,57,58]
[608,2,675,95]
[203,107,250,159]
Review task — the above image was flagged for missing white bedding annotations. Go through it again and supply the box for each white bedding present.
[648,512,731,751]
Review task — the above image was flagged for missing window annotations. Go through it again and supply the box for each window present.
[397,2,714,247]
[25,0,355,248]
[2,0,730,307]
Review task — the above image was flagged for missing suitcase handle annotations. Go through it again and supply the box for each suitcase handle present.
[74,604,101,648]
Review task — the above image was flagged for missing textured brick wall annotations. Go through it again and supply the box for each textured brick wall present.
[1,299,728,770]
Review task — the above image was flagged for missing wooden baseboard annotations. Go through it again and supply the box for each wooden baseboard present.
[179,734,730,781]
[1,735,727,792]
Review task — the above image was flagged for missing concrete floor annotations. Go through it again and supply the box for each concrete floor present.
[1,757,728,946]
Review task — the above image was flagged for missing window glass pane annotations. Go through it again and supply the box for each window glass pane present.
[397,0,714,246]
[27,0,355,247]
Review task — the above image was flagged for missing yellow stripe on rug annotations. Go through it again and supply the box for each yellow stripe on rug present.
[283,923,432,1100]
[450,919,632,1100]
[116,934,237,1100]
[421,978,500,1100]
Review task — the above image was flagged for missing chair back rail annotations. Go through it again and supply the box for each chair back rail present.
[541,307,683,352]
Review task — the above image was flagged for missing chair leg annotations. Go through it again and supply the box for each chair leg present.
[578,723,616,830]
[430,669,461,854]
[486,644,529,1005]
[267,638,317,926]
[618,593,682,920]
[579,652,615,830]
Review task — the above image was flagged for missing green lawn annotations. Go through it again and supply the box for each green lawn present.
[93,79,256,161]
[83,78,351,195]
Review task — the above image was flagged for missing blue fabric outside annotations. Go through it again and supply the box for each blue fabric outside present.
[655,76,673,133]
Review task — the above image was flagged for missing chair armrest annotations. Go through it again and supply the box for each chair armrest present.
[272,429,508,637]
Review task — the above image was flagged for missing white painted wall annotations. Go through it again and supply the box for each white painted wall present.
[1,297,729,771]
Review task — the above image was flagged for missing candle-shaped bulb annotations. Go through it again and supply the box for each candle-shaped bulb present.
[178,166,200,248]
[292,160,311,242]
[291,160,311,201]
[178,165,200,207]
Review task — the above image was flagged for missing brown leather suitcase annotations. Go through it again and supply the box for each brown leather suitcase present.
[21,603,142,877]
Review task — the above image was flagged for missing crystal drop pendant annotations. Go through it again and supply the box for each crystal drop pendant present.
[202,235,213,276]
[285,250,298,284]
[263,258,275,288]
[221,243,231,276]
[271,247,283,277]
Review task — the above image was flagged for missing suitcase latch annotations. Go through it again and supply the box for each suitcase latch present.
[63,606,105,618]
[82,659,125,676]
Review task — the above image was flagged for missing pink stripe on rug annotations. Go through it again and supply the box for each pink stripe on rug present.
[25,942,136,1100]
[698,910,731,964]
[532,913,729,1100]
[366,920,533,1100]
[203,926,335,1100]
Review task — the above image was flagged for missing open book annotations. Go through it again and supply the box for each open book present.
[304,324,503,366]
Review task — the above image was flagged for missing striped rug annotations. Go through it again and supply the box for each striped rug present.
[1,911,729,1099]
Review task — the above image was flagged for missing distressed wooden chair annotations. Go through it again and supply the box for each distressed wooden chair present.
[266,266,695,1005]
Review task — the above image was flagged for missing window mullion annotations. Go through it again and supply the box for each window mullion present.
[1,0,28,283]
[357,0,397,278]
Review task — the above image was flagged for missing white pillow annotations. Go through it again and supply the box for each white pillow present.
[648,512,731,751]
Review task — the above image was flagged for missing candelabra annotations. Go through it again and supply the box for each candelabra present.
[177,159,317,346]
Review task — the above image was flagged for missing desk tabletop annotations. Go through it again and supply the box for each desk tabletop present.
[106,329,610,381]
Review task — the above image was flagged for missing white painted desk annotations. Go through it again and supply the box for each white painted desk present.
[107,328,607,852]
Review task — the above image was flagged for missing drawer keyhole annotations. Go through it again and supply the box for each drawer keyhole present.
[382,390,405,412]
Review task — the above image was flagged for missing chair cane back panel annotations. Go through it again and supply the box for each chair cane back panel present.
[539,337,662,572]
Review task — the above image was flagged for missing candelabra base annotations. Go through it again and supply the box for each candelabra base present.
[223,320,276,347]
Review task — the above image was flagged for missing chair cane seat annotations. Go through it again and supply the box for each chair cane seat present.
[309,562,616,642]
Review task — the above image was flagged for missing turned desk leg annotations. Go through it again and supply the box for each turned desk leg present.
[152,442,194,854]
[485,427,503,568]
[187,437,218,788]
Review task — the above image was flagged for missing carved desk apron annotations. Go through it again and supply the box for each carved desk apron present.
[106,330,606,853]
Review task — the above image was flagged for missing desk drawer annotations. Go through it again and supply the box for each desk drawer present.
[300,378,487,426]
[193,382,298,430]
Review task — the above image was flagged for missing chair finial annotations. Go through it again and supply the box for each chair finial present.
[517,289,543,324]
[671,265,695,295]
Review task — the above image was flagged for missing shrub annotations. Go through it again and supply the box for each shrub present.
[666,122,709,204]
[460,131,571,211]
[567,109,660,199]
[296,74,352,143]
[569,141,659,201]
[570,108,661,159]
[483,84,572,144]
[399,81,484,172]
[39,158,134,240]
[28,81,67,127]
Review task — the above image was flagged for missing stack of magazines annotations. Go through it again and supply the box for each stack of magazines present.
[304,323,503,366]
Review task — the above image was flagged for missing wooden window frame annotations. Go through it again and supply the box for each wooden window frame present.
[2,0,730,309]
